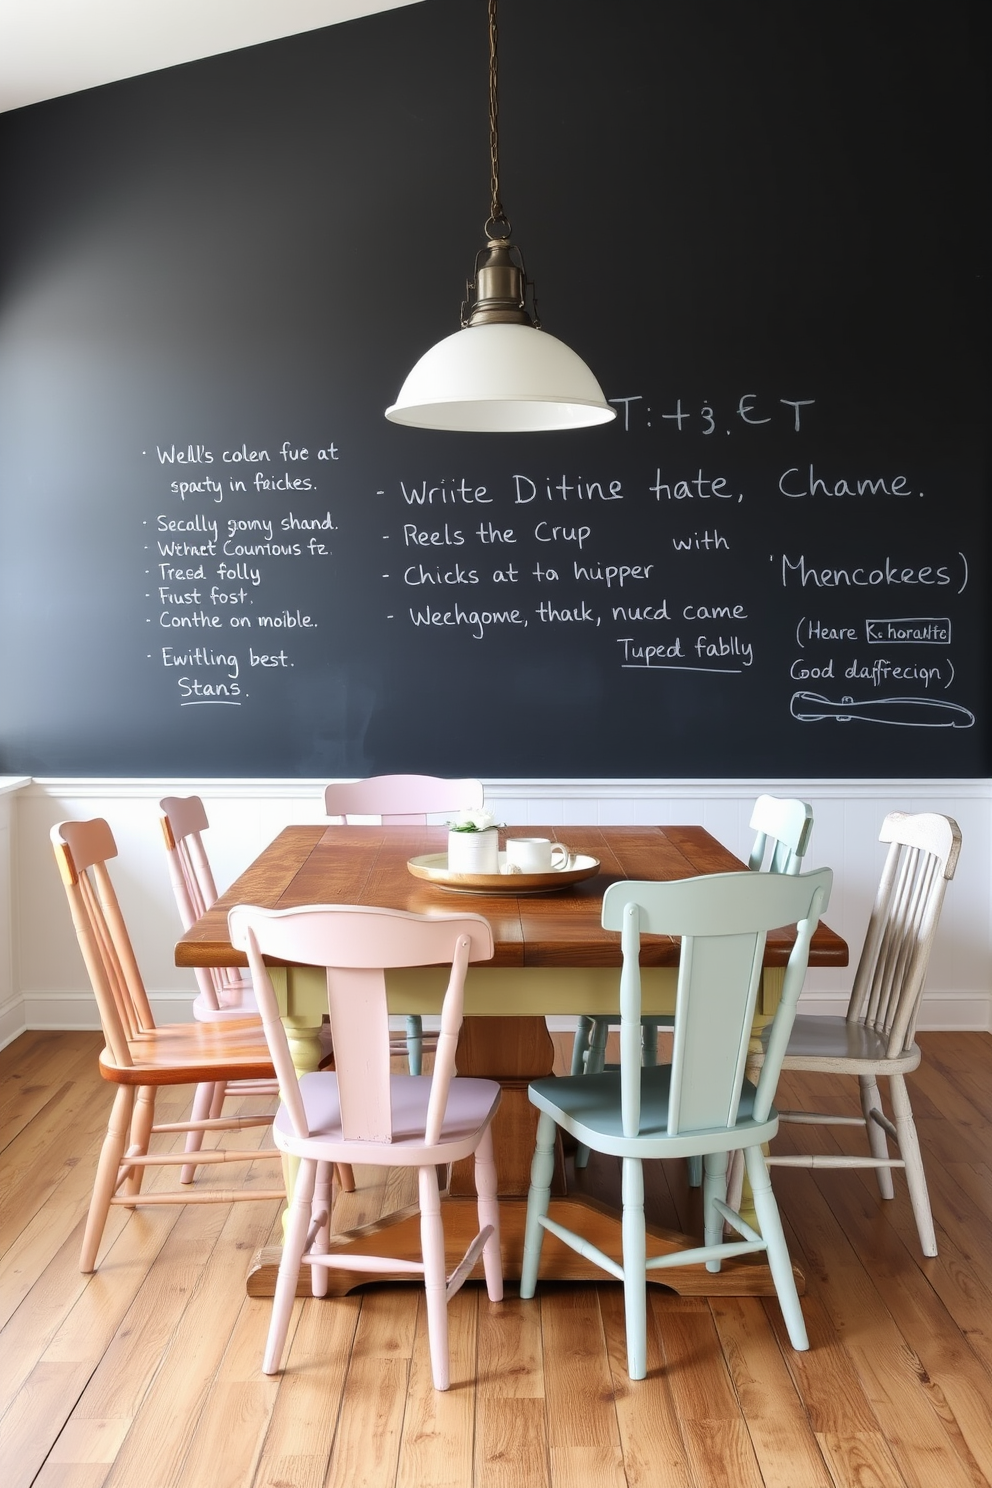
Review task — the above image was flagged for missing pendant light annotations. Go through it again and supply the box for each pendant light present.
[385,0,615,433]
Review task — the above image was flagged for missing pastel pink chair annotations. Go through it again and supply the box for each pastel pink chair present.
[159,795,350,1191]
[323,775,485,1074]
[228,900,503,1392]
[323,774,484,826]
[160,795,259,1021]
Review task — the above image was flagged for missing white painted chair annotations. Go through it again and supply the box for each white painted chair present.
[755,811,961,1257]
[520,866,832,1380]
[323,775,485,1075]
[571,794,813,1175]
[229,901,503,1392]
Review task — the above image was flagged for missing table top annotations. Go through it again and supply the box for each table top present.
[175,823,849,972]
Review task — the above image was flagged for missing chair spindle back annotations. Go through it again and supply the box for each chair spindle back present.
[748,795,814,875]
[323,775,484,824]
[848,811,961,1054]
[52,819,158,1066]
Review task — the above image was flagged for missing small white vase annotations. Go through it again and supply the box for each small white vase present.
[447,828,499,875]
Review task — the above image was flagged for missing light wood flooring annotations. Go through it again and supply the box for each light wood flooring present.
[2,1027,992,1488]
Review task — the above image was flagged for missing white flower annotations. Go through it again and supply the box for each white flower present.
[450,808,497,833]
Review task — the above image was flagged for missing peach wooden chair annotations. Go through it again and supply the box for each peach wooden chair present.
[52,818,285,1273]
[755,811,961,1256]
[159,795,351,1193]
[323,775,485,1075]
[229,901,503,1392]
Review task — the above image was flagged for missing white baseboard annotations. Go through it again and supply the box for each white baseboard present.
[797,990,991,1032]
[0,997,26,1051]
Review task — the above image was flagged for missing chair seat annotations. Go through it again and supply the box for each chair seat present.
[191,987,337,1065]
[765,1014,923,1074]
[529,1067,779,1158]
[98,1016,276,1085]
[272,1070,502,1165]
[192,976,257,1020]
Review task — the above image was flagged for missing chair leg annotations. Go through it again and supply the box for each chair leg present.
[406,1014,424,1076]
[474,1124,503,1301]
[744,1144,808,1350]
[641,1021,659,1067]
[575,1021,609,1169]
[585,1018,609,1076]
[702,1150,729,1270]
[80,1085,134,1272]
[570,1016,594,1075]
[860,1074,895,1199]
[621,1156,648,1380]
[890,1073,937,1256]
[180,1081,217,1184]
[263,1157,317,1376]
[520,1110,557,1298]
[121,1085,156,1200]
[724,1149,745,1214]
[686,1154,703,1188]
[418,1163,450,1391]
[311,1161,334,1298]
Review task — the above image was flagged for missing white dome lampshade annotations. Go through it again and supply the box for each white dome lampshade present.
[385,0,615,437]
[385,321,616,432]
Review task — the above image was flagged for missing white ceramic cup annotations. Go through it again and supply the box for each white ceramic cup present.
[504,837,572,873]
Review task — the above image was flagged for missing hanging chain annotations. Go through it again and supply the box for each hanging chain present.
[486,0,508,236]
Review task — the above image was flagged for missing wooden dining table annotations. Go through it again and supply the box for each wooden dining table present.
[176,822,848,1299]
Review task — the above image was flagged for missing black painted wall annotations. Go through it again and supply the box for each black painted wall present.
[0,0,988,777]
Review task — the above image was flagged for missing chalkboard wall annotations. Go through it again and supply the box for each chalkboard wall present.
[0,0,988,778]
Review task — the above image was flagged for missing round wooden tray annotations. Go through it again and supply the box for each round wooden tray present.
[406,852,601,895]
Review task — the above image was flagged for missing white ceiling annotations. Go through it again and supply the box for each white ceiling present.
[0,0,422,114]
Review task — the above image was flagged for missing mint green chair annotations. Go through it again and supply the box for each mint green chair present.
[571,795,814,1176]
[520,865,832,1381]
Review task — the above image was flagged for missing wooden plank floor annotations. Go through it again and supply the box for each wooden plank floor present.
[2,1028,992,1488]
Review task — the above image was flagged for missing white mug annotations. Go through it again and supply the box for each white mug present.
[504,837,572,873]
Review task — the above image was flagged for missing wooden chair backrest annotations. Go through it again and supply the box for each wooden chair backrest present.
[601,868,832,1139]
[159,794,241,1011]
[748,794,814,875]
[323,775,484,825]
[51,818,155,1067]
[849,811,961,1053]
[228,903,494,1144]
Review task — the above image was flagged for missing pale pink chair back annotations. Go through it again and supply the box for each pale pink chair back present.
[323,774,484,825]
[228,903,494,1144]
[160,795,246,1012]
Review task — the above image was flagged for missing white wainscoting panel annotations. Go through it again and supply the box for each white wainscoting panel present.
[5,777,990,1048]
